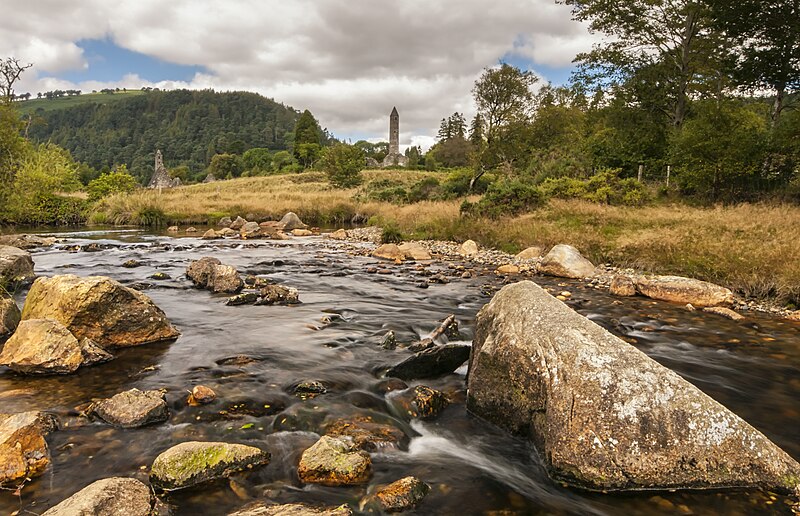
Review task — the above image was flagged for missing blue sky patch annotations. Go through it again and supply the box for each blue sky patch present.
[60,38,207,83]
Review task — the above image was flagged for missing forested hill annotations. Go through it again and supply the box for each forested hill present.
[25,89,300,182]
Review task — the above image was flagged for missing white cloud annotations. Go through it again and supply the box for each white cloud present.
[0,0,598,143]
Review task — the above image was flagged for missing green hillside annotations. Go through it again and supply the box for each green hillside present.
[25,89,300,183]
[16,91,146,115]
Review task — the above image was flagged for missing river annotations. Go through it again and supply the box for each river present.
[1,229,798,515]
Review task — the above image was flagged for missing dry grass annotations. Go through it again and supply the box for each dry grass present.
[90,171,800,305]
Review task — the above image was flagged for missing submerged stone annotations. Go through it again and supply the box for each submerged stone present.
[20,275,180,348]
[467,280,800,493]
[42,477,152,516]
[390,386,449,420]
[150,441,270,491]
[324,416,406,451]
[361,476,430,513]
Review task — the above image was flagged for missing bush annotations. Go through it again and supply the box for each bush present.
[539,169,649,206]
[440,168,493,197]
[462,179,546,218]
[87,167,139,201]
[380,221,404,243]
[319,143,365,188]
[407,177,442,202]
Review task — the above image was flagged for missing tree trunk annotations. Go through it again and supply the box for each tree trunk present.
[771,86,786,126]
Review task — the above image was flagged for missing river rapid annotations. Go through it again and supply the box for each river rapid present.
[1,228,798,515]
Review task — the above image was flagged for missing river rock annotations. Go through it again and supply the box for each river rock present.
[515,246,543,261]
[328,229,348,240]
[325,416,406,451]
[787,311,800,322]
[202,229,221,240]
[0,245,34,290]
[226,292,259,306]
[538,244,596,279]
[373,244,405,262]
[229,503,353,516]
[361,476,430,513]
[230,216,248,230]
[185,227,198,233]
[187,257,244,294]
[219,217,233,227]
[703,306,745,321]
[458,240,478,257]
[0,234,56,250]
[241,222,262,239]
[0,297,21,337]
[187,256,221,285]
[280,212,307,230]
[167,226,179,233]
[188,385,217,406]
[610,275,637,296]
[398,242,432,261]
[292,229,314,237]
[218,227,237,237]
[91,388,168,428]
[258,285,299,305]
[42,477,153,516]
[150,441,270,491]
[0,319,113,374]
[297,436,372,486]
[21,275,180,348]
[386,344,470,380]
[496,264,520,275]
[634,275,734,307]
[391,386,449,420]
[0,411,56,484]
[467,280,800,492]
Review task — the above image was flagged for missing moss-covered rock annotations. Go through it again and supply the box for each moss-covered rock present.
[150,441,270,491]
[297,436,372,486]
[21,275,180,348]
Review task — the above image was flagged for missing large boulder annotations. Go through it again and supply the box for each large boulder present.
[515,246,543,261]
[398,242,432,261]
[150,441,270,491]
[386,344,470,380]
[187,257,244,294]
[0,245,34,290]
[0,297,21,338]
[230,216,248,230]
[372,244,405,262]
[0,319,112,375]
[21,275,180,348]
[537,244,596,279]
[42,477,153,516]
[297,436,372,486]
[229,503,353,516]
[90,388,169,428]
[280,212,307,230]
[0,411,56,484]
[240,222,263,239]
[634,275,734,307]
[458,240,478,258]
[468,280,800,493]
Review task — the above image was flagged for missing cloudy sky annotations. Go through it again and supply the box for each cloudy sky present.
[1,0,596,150]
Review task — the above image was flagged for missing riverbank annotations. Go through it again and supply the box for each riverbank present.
[79,171,800,307]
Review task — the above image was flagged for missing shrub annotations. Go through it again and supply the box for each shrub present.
[539,169,649,206]
[319,143,365,188]
[463,179,546,218]
[381,221,404,243]
[407,177,442,202]
[440,168,492,197]
[87,167,139,201]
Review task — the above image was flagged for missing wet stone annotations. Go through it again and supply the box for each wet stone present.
[150,272,171,280]
[361,476,431,513]
[297,436,372,486]
[386,344,471,380]
[121,259,142,268]
[187,385,217,406]
[391,386,449,420]
[42,477,152,516]
[324,416,406,452]
[229,502,354,516]
[90,388,168,428]
[257,285,300,305]
[226,292,259,306]
[381,330,397,350]
[295,380,327,399]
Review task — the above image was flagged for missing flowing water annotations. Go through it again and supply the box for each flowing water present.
[1,229,798,515]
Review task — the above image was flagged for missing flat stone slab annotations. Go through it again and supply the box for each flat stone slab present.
[91,388,168,428]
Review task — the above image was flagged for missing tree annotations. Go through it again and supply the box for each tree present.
[0,103,26,207]
[708,0,800,123]
[564,0,721,127]
[468,114,485,147]
[87,165,139,201]
[319,143,364,188]
[293,109,322,168]
[242,147,272,173]
[208,153,243,179]
[1,57,32,102]
[473,64,536,137]
[271,150,294,171]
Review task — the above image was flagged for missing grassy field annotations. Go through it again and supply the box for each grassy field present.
[90,170,800,306]
[15,91,146,115]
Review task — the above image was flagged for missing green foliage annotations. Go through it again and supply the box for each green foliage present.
[462,179,546,218]
[380,222,404,244]
[539,169,649,206]
[293,110,324,168]
[0,103,26,206]
[168,165,190,182]
[319,143,364,188]
[209,153,244,179]
[271,150,295,171]
[26,89,299,184]
[671,101,769,201]
[87,167,139,202]
[430,136,473,168]
[242,147,272,173]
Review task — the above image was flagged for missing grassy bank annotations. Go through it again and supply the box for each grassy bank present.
[90,171,800,306]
